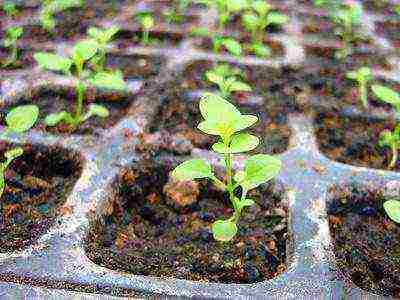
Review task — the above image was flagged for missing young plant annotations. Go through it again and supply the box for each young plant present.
[1,105,39,139]
[2,1,18,18]
[383,199,400,223]
[242,0,289,57]
[87,25,120,72]
[135,11,155,45]
[2,26,23,68]
[171,93,282,242]
[346,67,372,109]
[372,85,400,168]
[205,64,251,98]
[0,147,24,198]
[33,39,127,129]
[164,0,191,24]
[40,0,85,31]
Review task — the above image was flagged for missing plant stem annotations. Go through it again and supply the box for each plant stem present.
[390,142,398,169]
[75,81,85,125]
[360,82,368,109]
[142,30,149,45]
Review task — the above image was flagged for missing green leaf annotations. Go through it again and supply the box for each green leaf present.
[212,133,259,153]
[252,42,271,57]
[0,173,4,198]
[73,39,99,61]
[241,154,282,190]
[233,170,246,183]
[199,93,241,121]
[372,85,400,106]
[238,198,255,211]
[242,13,258,31]
[252,0,271,16]
[5,147,23,161]
[205,71,224,86]
[87,104,109,118]
[228,0,248,12]
[384,199,400,223]
[6,105,39,133]
[233,115,258,131]
[227,80,252,93]
[222,38,242,56]
[6,26,23,41]
[379,130,396,148]
[34,52,72,73]
[190,27,210,37]
[268,12,289,25]
[88,71,126,91]
[212,219,237,241]
[44,111,73,126]
[171,159,213,181]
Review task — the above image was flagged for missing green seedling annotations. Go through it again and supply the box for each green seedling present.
[395,4,400,16]
[346,67,372,109]
[1,105,39,139]
[40,0,84,31]
[383,199,400,223]
[205,64,251,98]
[0,147,23,198]
[191,27,242,56]
[135,11,155,45]
[196,0,249,31]
[2,1,18,18]
[242,0,288,57]
[2,26,23,68]
[171,92,282,242]
[164,0,191,24]
[33,39,127,129]
[372,85,400,168]
[87,25,120,72]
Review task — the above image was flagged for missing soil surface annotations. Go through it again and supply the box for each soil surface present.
[0,142,82,252]
[85,159,288,283]
[328,183,400,297]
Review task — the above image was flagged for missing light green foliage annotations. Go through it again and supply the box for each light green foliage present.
[346,67,372,108]
[395,4,400,16]
[87,26,120,72]
[372,85,400,168]
[2,26,23,67]
[164,0,191,23]
[242,0,288,57]
[2,1,18,18]
[171,92,282,242]
[384,199,400,223]
[135,11,155,45]
[33,39,126,129]
[40,0,84,31]
[205,64,251,98]
[0,147,23,198]
[1,105,39,140]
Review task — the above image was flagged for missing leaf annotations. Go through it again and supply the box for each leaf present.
[0,173,4,198]
[233,115,258,131]
[87,27,102,39]
[384,199,400,223]
[6,105,39,133]
[379,130,395,148]
[190,27,210,37]
[171,159,213,181]
[228,80,252,92]
[252,42,271,57]
[242,13,258,31]
[34,52,72,73]
[44,111,73,127]
[228,0,248,12]
[5,147,23,160]
[233,170,246,183]
[212,219,237,241]
[205,71,224,86]
[88,71,127,91]
[372,85,400,106]
[238,198,255,211]
[346,71,358,80]
[87,104,109,118]
[6,26,23,41]
[252,0,271,15]
[212,133,259,153]
[199,93,241,121]
[268,12,289,25]
[222,38,242,56]
[73,39,99,61]
[241,154,282,190]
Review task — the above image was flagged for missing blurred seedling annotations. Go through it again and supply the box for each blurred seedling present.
[346,67,372,109]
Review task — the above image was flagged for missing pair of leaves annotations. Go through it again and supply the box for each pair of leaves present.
[346,67,372,84]
[214,36,242,56]
[136,12,155,29]
[87,26,119,45]
[206,66,251,96]
[4,26,23,47]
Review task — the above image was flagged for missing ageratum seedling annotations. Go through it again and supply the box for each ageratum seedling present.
[172,92,282,242]
[2,26,23,68]
[135,11,155,45]
[40,0,85,31]
[371,85,400,169]
[346,67,372,109]
[34,39,127,129]
[2,1,18,18]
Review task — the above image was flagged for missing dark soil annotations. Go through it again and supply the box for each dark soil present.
[0,142,82,252]
[328,183,400,297]
[115,30,184,48]
[85,159,288,283]
[0,47,35,70]
[314,112,398,170]
[375,20,400,48]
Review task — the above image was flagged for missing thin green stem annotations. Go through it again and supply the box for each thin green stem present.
[390,142,398,169]
[360,81,368,109]
[75,81,85,125]
[142,30,149,45]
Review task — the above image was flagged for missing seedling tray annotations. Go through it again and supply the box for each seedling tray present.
[1,0,400,298]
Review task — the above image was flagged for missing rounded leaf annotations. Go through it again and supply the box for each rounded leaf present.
[268,12,289,25]
[44,111,72,127]
[252,42,271,57]
[171,159,213,181]
[372,85,400,106]
[88,104,109,118]
[34,52,72,73]
[384,199,400,223]
[212,220,237,242]
[212,133,259,154]
[88,71,127,91]
[6,105,39,133]
[73,39,99,61]
[222,38,242,56]
[228,80,252,93]
[199,93,241,121]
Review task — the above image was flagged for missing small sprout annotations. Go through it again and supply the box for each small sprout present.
[164,0,191,24]
[0,147,24,198]
[2,26,23,68]
[87,25,120,72]
[1,105,39,139]
[171,92,282,242]
[2,1,18,18]
[346,67,372,109]
[40,0,85,31]
[135,11,155,45]
[242,0,288,57]
[34,39,127,130]
[205,64,251,98]
[384,199,400,223]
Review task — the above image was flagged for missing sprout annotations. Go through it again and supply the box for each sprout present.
[2,26,23,68]
[171,92,281,242]
[135,11,155,45]
[40,0,85,31]
[2,1,18,18]
[346,67,372,109]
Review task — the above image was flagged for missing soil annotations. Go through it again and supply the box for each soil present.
[314,111,398,170]
[85,159,288,283]
[0,142,82,252]
[328,183,400,297]
[0,47,35,70]
[115,29,184,48]
[375,20,400,48]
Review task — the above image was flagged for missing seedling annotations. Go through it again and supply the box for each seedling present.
[40,0,84,31]
[395,4,400,16]
[205,64,251,98]
[164,0,191,24]
[0,147,23,198]
[2,26,23,68]
[346,67,372,109]
[135,11,155,45]
[87,25,120,72]
[242,0,288,57]
[2,1,18,18]
[384,199,400,223]
[171,92,282,242]
[372,85,400,168]
[34,39,127,129]
[1,105,39,139]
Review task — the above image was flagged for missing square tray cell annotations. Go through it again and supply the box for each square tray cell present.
[328,183,400,297]
[314,111,399,170]
[0,142,82,252]
[85,158,289,284]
